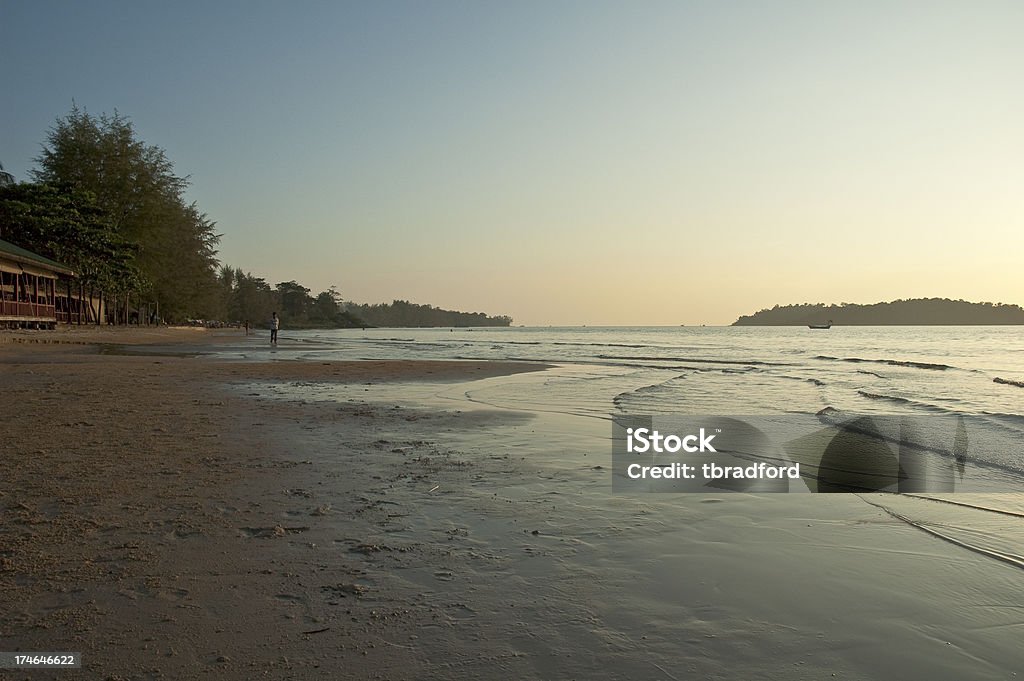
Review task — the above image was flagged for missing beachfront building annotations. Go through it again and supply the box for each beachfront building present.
[0,238,76,329]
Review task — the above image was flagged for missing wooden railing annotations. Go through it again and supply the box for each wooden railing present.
[0,300,57,320]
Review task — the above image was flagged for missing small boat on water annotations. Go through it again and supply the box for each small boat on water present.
[808,319,833,329]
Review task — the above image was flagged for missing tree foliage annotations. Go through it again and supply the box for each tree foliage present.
[31,106,221,321]
[218,267,276,325]
[0,161,14,187]
[0,182,142,295]
[345,300,513,327]
[215,269,365,328]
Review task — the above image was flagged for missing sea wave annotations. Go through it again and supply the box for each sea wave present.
[597,354,791,367]
[777,374,827,387]
[856,391,959,415]
[815,355,955,371]
[553,341,647,348]
[612,375,687,408]
[980,412,1024,427]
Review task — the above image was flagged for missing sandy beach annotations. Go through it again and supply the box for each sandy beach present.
[3,328,1023,680]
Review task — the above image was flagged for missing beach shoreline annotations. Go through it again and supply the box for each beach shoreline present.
[3,328,1024,680]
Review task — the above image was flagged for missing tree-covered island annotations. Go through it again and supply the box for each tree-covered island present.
[733,299,1024,326]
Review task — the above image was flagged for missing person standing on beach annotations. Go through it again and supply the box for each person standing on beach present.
[270,312,279,345]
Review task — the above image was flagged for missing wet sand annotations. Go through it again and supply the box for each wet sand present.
[3,328,1024,680]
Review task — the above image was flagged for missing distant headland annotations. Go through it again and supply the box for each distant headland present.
[733,298,1024,326]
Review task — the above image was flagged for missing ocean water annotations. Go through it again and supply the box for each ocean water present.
[226,325,1024,483]
[274,325,1024,416]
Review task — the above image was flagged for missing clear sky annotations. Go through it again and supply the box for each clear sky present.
[2,1,1022,325]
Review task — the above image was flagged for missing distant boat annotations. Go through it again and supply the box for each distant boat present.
[808,320,833,329]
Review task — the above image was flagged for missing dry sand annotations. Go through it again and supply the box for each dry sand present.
[3,328,1024,680]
